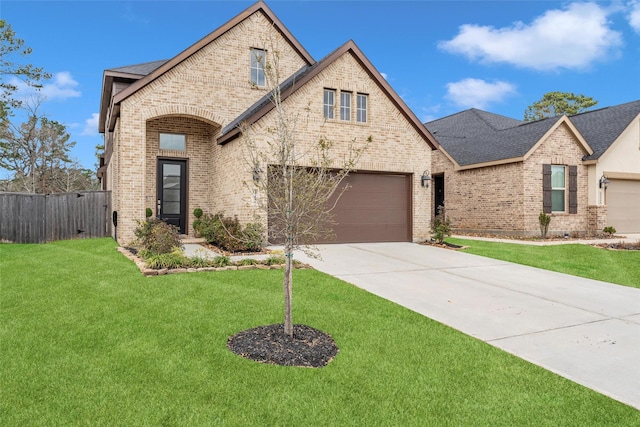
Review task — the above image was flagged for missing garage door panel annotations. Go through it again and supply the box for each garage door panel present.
[326,173,411,243]
[607,179,640,233]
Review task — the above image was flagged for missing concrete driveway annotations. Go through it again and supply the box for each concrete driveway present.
[293,242,640,409]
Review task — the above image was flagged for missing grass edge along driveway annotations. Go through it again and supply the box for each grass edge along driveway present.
[1,238,639,426]
[448,237,640,289]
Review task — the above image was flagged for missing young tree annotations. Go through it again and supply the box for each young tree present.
[242,43,368,337]
[524,92,598,121]
[0,19,50,124]
[0,96,83,193]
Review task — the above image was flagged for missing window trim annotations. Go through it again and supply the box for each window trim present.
[250,48,266,87]
[323,88,335,120]
[356,93,368,123]
[340,91,351,121]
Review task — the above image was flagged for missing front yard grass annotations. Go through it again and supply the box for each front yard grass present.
[1,238,639,425]
[448,237,640,288]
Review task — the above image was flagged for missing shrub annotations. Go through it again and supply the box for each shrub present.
[603,226,616,237]
[188,256,211,268]
[236,258,258,266]
[145,250,189,269]
[265,255,286,266]
[193,208,203,219]
[539,211,551,239]
[431,205,451,244]
[212,255,231,267]
[194,212,264,252]
[134,218,183,255]
[145,207,153,218]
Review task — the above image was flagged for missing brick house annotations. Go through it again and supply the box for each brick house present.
[426,100,640,236]
[98,1,437,245]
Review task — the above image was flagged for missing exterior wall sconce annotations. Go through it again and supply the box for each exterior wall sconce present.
[421,170,431,188]
[599,174,610,189]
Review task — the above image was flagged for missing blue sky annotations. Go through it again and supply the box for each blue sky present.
[2,0,640,174]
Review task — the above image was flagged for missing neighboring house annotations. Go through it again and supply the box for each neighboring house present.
[98,1,437,245]
[571,100,640,233]
[426,100,640,235]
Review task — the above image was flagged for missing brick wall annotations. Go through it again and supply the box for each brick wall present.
[107,10,433,244]
[432,122,589,236]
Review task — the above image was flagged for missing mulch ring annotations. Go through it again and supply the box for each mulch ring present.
[227,324,338,368]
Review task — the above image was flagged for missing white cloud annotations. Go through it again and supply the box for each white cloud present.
[40,72,81,100]
[438,2,622,71]
[8,71,81,101]
[82,113,100,136]
[629,1,640,33]
[445,78,516,109]
[380,72,388,80]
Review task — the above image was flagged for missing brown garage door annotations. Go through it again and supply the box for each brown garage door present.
[607,179,640,233]
[326,172,411,243]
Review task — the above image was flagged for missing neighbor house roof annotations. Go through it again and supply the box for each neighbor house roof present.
[218,40,438,149]
[425,108,592,169]
[569,99,640,161]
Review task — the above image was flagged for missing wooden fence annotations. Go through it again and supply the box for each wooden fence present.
[0,191,112,243]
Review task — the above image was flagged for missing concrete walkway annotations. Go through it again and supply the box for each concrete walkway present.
[292,242,640,409]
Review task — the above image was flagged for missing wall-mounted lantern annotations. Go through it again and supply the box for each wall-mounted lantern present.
[421,170,431,188]
[599,174,610,189]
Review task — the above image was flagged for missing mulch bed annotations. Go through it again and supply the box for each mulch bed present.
[227,324,338,368]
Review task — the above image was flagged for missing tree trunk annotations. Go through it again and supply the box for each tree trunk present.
[283,240,294,337]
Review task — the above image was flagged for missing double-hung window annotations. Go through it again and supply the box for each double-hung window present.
[356,93,368,123]
[323,89,335,119]
[250,48,266,87]
[340,91,351,121]
[551,165,566,212]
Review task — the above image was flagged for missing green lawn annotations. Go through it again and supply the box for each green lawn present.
[1,238,638,426]
[448,238,640,288]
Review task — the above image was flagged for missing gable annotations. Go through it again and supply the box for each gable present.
[218,40,437,150]
[101,1,314,133]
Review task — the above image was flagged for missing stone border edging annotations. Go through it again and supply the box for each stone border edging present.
[115,247,302,277]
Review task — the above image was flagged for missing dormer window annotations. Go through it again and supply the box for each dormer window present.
[250,48,266,87]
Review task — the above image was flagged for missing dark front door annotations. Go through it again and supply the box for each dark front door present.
[158,159,186,234]
[434,174,445,216]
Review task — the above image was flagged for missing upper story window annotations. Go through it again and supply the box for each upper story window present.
[357,93,368,123]
[551,165,566,212]
[159,133,186,151]
[323,89,335,119]
[340,91,351,121]
[250,48,266,87]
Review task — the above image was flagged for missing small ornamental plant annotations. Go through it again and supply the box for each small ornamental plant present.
[432,205,451,244]
[145,207,153,218]
[539,211,551,239]
[603,226,616,237]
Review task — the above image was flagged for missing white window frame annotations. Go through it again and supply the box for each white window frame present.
[551,165,566,212]
[250,48,266,87]
[356,93,368,123]
[159,133,186,151]
[340,91,351,121]
[323,89,335,119]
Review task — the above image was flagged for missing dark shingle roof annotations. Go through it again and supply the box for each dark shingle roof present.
[569,100,640,161]
[426,100,640,167]
[107,60,169,76]
[425,109,556,166]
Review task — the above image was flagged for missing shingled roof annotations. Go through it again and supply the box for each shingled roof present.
[426,100,639,168]
[106,60,169,76]
[570,99,640,161]
[425,109,561,167]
